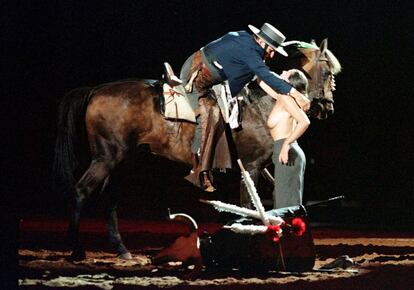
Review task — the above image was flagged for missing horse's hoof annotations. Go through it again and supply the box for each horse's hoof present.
[118,252,133,260]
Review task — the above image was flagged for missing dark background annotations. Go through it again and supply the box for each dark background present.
[2,1,413,224]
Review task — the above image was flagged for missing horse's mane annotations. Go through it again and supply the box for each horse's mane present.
[239,85,275,115]
[325,49,342,75]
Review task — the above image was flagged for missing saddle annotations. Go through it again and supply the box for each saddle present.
[160,62,196,123]
[159,62,243,126]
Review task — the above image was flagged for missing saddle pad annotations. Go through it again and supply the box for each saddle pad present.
[163,83,196,123]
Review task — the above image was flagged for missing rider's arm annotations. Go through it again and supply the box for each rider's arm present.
[256,78,281,100]
[243,49,292,94]
[256,76,310,112]
[288,88,310,112]
[243,49,310,111]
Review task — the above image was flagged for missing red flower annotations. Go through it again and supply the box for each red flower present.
[290,218,306,236]
[266,225,282,242]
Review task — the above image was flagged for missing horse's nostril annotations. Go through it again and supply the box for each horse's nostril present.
[328,109,334,116]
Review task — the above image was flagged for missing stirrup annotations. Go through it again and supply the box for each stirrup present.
[163,62,183,87]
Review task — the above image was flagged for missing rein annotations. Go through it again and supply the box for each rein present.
[306,51,333,104]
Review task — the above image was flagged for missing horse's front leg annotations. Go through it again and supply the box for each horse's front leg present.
[105,191,131,259]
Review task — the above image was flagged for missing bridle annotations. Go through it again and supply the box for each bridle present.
[306,50,334,102]
[299,48,336,119]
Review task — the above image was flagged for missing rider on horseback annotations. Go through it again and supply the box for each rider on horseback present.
[180,23,310,192]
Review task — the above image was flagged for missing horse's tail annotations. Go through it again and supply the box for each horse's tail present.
[53,87,92,194]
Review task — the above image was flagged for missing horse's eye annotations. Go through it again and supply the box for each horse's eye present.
[322,70,332,80]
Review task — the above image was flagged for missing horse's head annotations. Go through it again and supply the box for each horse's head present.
[303,39,342,119]
[278,39,342,120]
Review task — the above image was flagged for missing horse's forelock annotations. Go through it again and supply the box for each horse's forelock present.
[239,86,262,104]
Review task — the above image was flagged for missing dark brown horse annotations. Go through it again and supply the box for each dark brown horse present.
[54,39,341,260]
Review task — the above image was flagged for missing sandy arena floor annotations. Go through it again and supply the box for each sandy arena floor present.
[18,219,414,289]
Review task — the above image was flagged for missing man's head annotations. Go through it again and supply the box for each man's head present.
[249,23,288,60]
[281,69,309,97]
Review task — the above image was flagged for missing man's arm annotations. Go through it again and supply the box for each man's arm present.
[257,78,281,100]
[256,78,310,112]
[288,88,310,112]
[252,65,310,111]
[242,46,311,111]
[244,50,292,95]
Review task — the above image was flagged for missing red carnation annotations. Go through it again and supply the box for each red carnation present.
[266,225,282,242]
[290,218,306,236]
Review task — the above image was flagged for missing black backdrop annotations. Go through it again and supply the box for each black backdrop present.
[2,0,413,222]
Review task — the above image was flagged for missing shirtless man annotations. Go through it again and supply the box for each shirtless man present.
[267,69,310,209]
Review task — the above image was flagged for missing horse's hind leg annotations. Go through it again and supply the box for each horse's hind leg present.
[68,159,119,260]
[105,191,131,259]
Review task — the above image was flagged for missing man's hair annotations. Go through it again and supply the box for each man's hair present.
[288,69,308,96]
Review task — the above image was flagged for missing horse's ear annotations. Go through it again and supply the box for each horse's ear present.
[320,38,328,54]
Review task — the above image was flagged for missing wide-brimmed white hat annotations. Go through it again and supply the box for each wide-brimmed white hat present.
[248,23,288,56]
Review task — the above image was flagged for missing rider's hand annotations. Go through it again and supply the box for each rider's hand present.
[297,94,310,112]
[290,89,310,112]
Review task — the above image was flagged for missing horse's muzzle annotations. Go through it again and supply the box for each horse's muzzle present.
[309,100,334,120]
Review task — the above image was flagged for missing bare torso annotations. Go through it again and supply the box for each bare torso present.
[267,98,297,141]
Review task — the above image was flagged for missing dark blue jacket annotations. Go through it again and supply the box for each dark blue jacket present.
[204,31,292,96]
